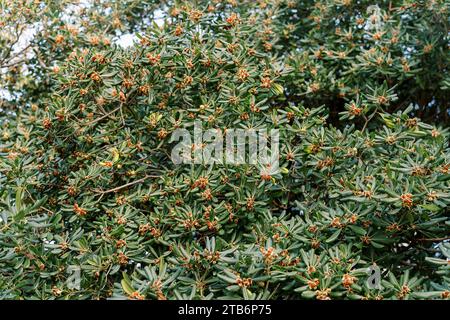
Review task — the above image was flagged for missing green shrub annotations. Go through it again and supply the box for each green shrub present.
[0,0,449,300]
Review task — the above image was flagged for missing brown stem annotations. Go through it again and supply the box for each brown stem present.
[95,175,160,195]
[415,237,450,242]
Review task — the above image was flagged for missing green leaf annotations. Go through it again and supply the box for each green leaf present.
[121,273,134,295]
[348,225,367,236]
[425,257,448,265]
[420,204,441,212]
[326,229,341,243]
[15,186,23,212]
[272,83,284,96]
[301,291,316,299]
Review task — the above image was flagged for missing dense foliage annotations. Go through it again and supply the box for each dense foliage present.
[0,0,449,300]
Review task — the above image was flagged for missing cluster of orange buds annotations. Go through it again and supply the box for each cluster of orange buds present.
[330,217,342,228]
[405,117,418,128]
[354,189,373,199]
[119,91,126,102]
[91,53,106,64]
[348,102,362,116]
[386,222,401,232]
[316,157,334,169]
[307,265,317,275]
[146,52,161,65]
[183,218,199,230]
[376,94,389,105]
[236,277,253,288]
[286,111,295,122]
[441,290,450,299]
[59,241,69,251]
[174,24,183,36]
[411,166,428,176]
[122,78,134,89]
[263,42,272,51]
[116,196,127,206]
[201,188,213,201]
[116,239,127,248]
[308,142,321,154]
[90,72,101,82]
[307,278,320,290]
[129,291,145,300]
[240,112,249,121]
[138,223,151,235]
[55,34,64,44]
[200,205,211,219]
[260,246,277,264]
[397,285,411,299]
[228,95,239,105]
[401,59,410,72]
[189,9,203,22]
[203,249,220,263]
[42,118,52,129]
[150,227,162,238]
[205,220,217,231]
[180,75,193,88]
[169,7,180,17]
[385,135,397,145]
[341,273,357,289]
[78,103,86,112]
[311,238,320,249]
[117,252,128,265]
[372,31,384,41]
[426,191,438,201]
[89,36,100,46]
[361,235,371,245]
[400,193,413,208]
[272,232,281,243]
[226,13,240,26]
[237,68,250,81]
[362,219,372,228]
[260,77,272,88]
[100,161,113,168]
[438,163,448,174]
[52,286,62,296]
[73,203,87,216]
[151,279,167,300]
[281,255,301,267]
[137,83,150,95]
[246,196,255,211]
[157,128,168,140]
[315,288,331,300]
[95,96,105,106]
[431,129,441,138]
[308,82,320,93]
[192,176,209,189]
[67,185,78,196]
[226,42,239,53]
[422,43,433,53]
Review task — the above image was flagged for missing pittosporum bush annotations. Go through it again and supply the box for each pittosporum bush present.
[0,0,449,300]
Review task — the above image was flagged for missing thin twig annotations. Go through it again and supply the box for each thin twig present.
[415,237,450,242]
[95,175,160,195]
[84,105,122,126]
[25,189,55,215]
[361,107,379,132]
